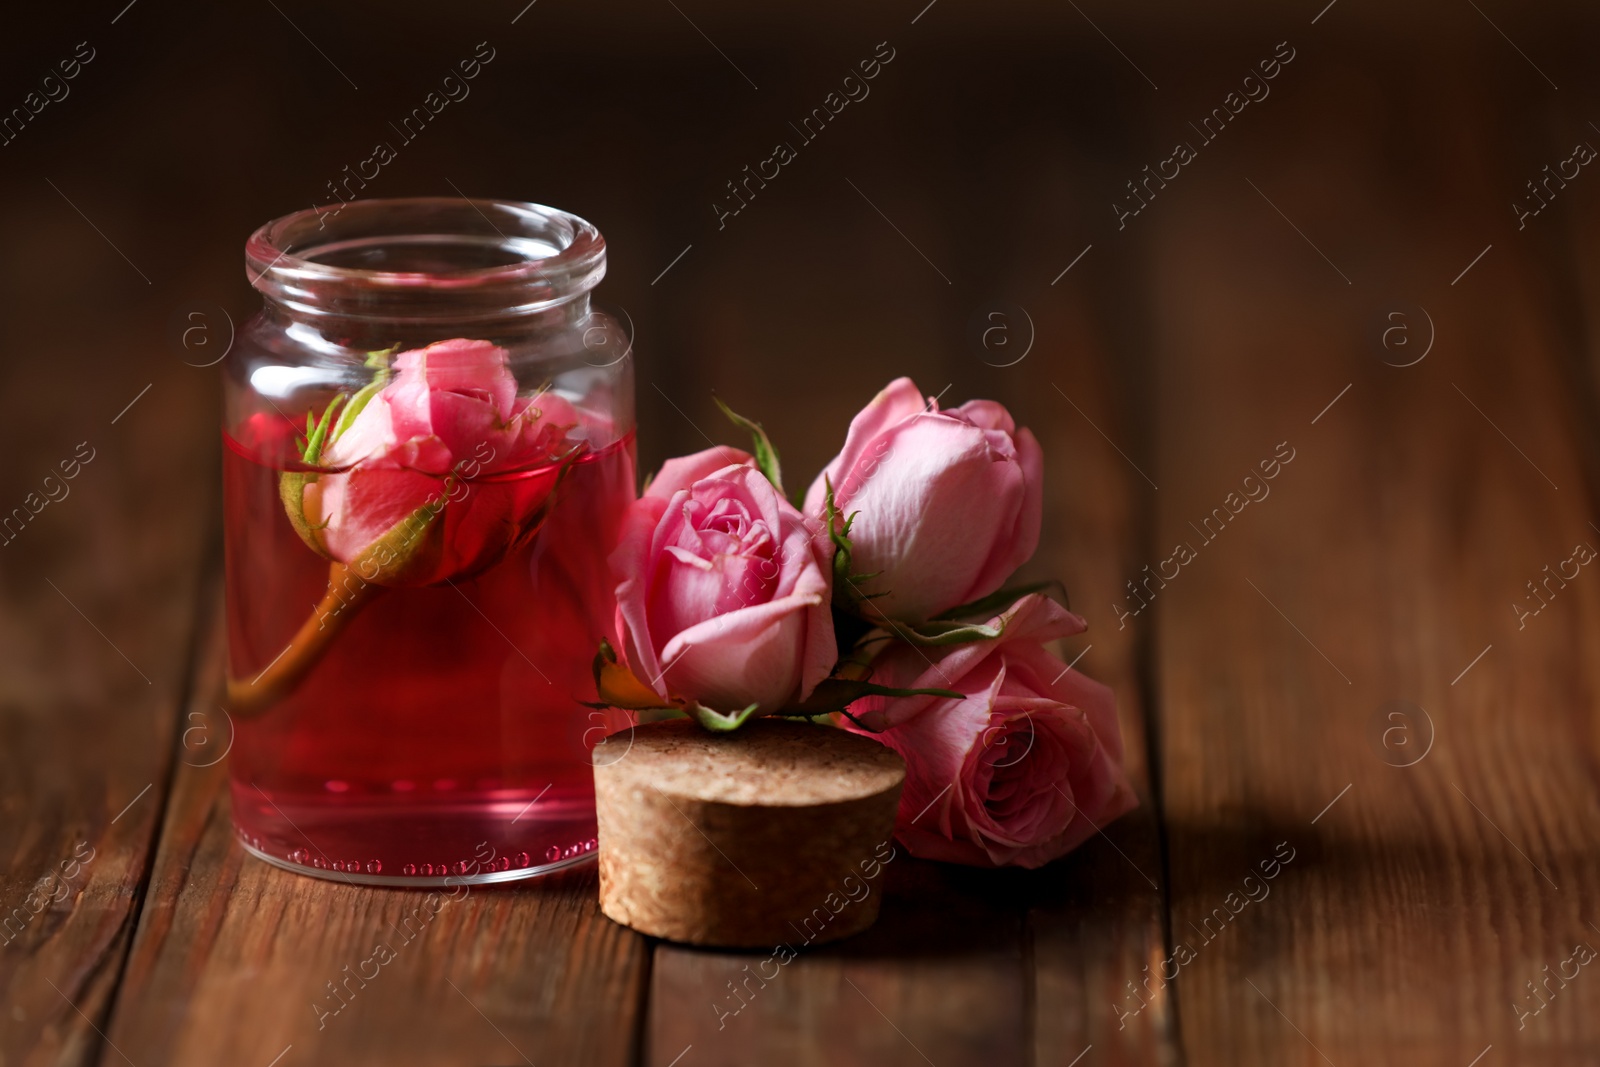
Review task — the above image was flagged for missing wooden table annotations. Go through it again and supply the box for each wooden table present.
[4,6,1599,1064]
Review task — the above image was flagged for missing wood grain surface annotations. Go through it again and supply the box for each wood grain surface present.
[1143,48,1600,1067]
[3,8,1599,1066]
[0,265,217,1062]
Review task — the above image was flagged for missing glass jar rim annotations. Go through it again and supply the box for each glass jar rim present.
[245,197,607,324]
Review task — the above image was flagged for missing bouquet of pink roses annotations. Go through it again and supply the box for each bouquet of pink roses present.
[591,378,1137,869]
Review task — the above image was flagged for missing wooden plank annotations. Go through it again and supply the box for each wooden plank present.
[102,586,651,1066]
[650,858,1026,1067]
[1014,263,1175,1067]
[1541,52,1600,455]
[0,234,216,1060]
[1142,49,1600,1065]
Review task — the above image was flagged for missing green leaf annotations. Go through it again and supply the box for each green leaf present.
[901,620,1005,645]
[687,702,762,732]
[853,680,965,700]
[779,677,964,723]
[713,395,784,495]
[932,581,1058,622]
[773,704,876,730]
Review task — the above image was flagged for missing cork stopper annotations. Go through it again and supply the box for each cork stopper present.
[594,718,905,948]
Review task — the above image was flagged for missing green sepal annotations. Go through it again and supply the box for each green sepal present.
[831,604,875,663]
[279,394,348,559]
[713,395,784,496]
[823,477,864,603]
[687,702,762,732]
[327,347,395,446]
[303,394,346,464]
[343,491,450,586]
[280,435,451,585]
[278,471,327,557]
[821,479,896,611]
[933,581,1057,622]
[590,638,671,709]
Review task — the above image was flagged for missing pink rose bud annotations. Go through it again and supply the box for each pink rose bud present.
[847,594,1136,868]
[611,448,835,714]
[804,377,1043,623]
[283,338,580,586]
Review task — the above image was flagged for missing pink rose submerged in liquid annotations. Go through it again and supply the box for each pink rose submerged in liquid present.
[611,447,835,714]
[846,594,1136,869]
[803,376,1043,623]
[286,338,580,586]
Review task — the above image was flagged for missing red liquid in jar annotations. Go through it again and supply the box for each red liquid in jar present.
[221,415,635,882]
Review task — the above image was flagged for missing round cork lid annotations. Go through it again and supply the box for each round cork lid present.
[603,717,905,806]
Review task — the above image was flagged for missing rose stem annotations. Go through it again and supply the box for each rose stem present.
[226,561,382,717]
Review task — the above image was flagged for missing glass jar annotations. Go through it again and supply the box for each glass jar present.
[224,198,635,884]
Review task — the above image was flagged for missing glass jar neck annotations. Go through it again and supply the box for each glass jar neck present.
[246,198,606,339]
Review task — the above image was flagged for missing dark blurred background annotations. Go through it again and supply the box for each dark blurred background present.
[0,0,1589,490]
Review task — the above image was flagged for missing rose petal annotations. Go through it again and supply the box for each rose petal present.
[645,447,757,502]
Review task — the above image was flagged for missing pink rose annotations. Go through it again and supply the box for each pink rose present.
[611,448,835,714]
[803,377,1043,623]
[846,594,1136,868]
[285,338,579,586]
